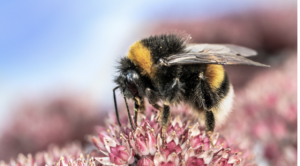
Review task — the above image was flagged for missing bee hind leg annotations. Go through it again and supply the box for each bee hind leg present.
[201,97,216,148]
[205,109,216,148]
[205,109,215,132]
[198,72,217,148]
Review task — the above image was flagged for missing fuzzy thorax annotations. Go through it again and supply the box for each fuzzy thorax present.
[127,41,154,77]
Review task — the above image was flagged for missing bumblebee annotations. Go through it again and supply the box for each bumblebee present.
[113,34,269,140]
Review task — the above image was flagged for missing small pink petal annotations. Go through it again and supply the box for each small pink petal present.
[221,148,231,159]
[216,158,230,166]
[137,157,155,166]
[135,137,149,156]
[184,148,195,161]
[159,161,176,166]
[58,158,66,166]
[103,138,117,153]
[163,141,182,158]
[135,127,146,137]
[109,153,126,165]
[157,134,163,149]
[166,131,179,144]
[190,136,202,149]
[171,116,182,128]
[190,123,200,137]
[203,136,210,150]
[186,157,205,166]
[166,152,179,165]
[129,132,137,152]
[154,152,165,166]
[92,137,104,150]
[110,145,129,161]
[199,149,214,164]
[146,130,156,155]
[127,149,135,164]
[76,159,85,166]
[228,154,241,164]
[95,157,113,165]
[210,133,219,146]
[98,132,111,144]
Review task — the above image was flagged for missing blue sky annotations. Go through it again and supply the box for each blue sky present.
[0,0,293,126]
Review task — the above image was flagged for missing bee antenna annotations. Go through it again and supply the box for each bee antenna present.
[113,86,122,127]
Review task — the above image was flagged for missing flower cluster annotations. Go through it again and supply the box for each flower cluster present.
[0,142,97,166]
[219,55,297,166]
[92,112,255,166]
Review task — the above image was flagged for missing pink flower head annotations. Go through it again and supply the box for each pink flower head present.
[0,142,97,166]
[129,125,156,156]
[95,136,135,165]
[92,111,255,166]
[137,157,155,166]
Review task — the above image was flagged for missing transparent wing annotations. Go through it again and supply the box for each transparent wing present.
[166,53,270,67]
[185,43,257,57]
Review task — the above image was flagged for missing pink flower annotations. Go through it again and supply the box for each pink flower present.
[92,111,255,166]
[129,126,156,156]
[137,157,155,166]
[153,151,180,166]
[94,133,135,165]
[0,142,97,166]
[219,55,297,166]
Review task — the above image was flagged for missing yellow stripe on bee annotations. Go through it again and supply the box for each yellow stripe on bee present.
[205,64,225,90]
[127,41,153,76]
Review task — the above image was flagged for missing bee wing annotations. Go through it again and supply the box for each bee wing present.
[166,53,270,67]
[185,44,257,57]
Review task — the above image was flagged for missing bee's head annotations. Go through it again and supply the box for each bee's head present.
[114,57,146,99]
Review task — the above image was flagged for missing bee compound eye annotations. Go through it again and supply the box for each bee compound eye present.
[125,71,139,97]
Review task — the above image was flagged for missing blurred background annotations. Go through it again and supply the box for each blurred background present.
[0,0,297,166]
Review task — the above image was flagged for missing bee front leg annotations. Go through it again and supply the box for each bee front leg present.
[134,97,145,127]
[161,103,170,147]
[145,88,162,122]
[163,78,184,104]
[160,78,183,146]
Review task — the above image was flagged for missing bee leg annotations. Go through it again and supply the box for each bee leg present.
[161,103,171,147]
[145,88,162,122]
[200,98,215,132]
[205,109,216,147]
[201,98,216,148]
[134,97,145,126]
[199,72,216,147]
[163,78,184,104]
[160,78,183,146]
[204,108,215,132]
